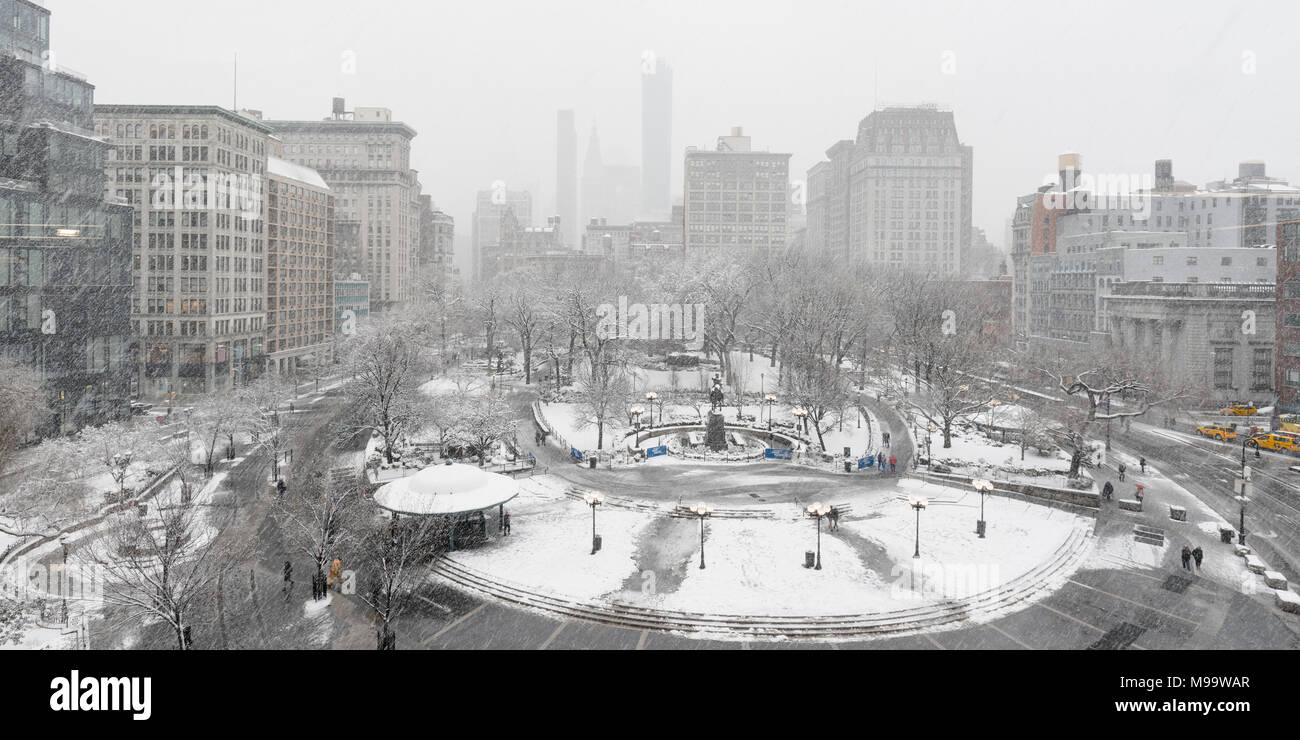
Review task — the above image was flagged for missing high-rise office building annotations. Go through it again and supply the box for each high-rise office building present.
[265,155,334,377]
[641,56,673,221]
[95,105,272,401]
[808,105,972,275]
[556,110,577,248]
[2,0,134,432]
[683,127,790,254]
[265,100,422,313]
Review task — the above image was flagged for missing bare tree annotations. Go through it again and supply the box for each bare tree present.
[356,514,437,650]
[574,359,631,450]
[91,501,245,651]
[460,393,517,465]
[272,470,363,593]
[341,320,431,464]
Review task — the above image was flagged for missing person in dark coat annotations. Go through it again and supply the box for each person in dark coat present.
[503,511,512,535]
[1117,463,1126,481]
[1181,545,1192,571]
[1139,457,1147,473]
[1102,481,1114,500]
[282,560,293,601]
[1192,546,1203,572]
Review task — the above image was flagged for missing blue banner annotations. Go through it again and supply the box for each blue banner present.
[765,448,793,460]
[646,446,668,458]
[859,455,873,470]
[570,447,583,461]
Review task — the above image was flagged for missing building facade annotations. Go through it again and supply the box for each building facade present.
[471,188,531,283]
[807,106,971,274]
[1107,282,1275,406]
[265,100,422,312]
[2,0,134,431]
[94,105,270,402]
[683,127,790,255]
[265,155,333,377]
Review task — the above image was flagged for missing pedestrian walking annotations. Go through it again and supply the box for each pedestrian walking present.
[329,557,343,591]
[1134,484,1144,502]
[878,451,886,471]
[889,455,897,473]
[829,507,839,532]
[282,560,293,601]
[1180,545,1192,571]
[503,511,512,536]
[276,478,287,497]
[1192,546,1203,572]
[1117,463,1126,481]
[1139,457,1147,474]
[1102,481,1114,501]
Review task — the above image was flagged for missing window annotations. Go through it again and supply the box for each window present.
[1214,347,1233,389]
[1221,256,1232,266]
[1257,257,1268,267]
[1186,255,1198,265]
[1152,255,1164,265]
[1252,348,1272,391]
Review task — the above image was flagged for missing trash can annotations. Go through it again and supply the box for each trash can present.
[844,460,853,473]
[593,535,603,553]
[805,551,816,568]
[976,520,986,537]
[1220,527,1235,544]
[589,458,597,469]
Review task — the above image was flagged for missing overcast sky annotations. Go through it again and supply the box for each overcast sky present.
[46,0,1300,275]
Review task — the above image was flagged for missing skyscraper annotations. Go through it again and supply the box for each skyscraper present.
[641,56,673,221]
[556,110,577,248]
[580,125,604,229]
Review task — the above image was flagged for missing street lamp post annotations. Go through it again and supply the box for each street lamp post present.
[689,503,713,569]
[793,407,808,436]
[806,502,831,570]
[925,425,934,467]
[59,534,69,625]
[765,394,777,430]
[909,496,928,558]
[629,406,644,431]
[972,479,993,538]
[644,392,658,427]
[583,491,604,554]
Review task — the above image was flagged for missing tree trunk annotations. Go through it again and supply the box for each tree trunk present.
[942,420,953,449]
[523,344,532,385]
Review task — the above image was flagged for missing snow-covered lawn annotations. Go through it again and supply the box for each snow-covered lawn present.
[441,479,1088,620]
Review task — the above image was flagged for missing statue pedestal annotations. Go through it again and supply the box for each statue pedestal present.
[706,412,728,451]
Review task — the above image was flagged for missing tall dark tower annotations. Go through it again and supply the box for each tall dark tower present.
[641,56,673,221]
[556,109,577,248]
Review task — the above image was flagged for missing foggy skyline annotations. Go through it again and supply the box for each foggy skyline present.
[46,0,1300,274]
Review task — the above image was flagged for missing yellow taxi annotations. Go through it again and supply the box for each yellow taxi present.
[1220,403,1257,416]
[1247,432,1300,452]
[1194,424,1237,441]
